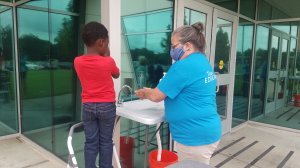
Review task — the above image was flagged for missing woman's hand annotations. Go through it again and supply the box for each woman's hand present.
[135,87,150,99]
[135,87,166,102]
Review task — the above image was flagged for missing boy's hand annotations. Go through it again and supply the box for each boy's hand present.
[104,48,110,56]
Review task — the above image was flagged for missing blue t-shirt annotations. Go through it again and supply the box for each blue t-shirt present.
[157,52,221,146]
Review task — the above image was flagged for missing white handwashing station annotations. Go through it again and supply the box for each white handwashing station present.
[67,99,165,168]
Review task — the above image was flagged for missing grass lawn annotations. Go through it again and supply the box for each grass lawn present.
[23,69,74,99]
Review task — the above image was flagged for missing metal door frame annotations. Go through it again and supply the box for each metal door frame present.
[175,0,238,134]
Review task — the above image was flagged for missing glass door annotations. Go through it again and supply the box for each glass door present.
[176,0,212,57]
[176,0,238,134]
[211,9,238,133]
[265,31,289,113]
[277,35,289,109]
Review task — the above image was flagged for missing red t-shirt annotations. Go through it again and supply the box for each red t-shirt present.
[74,55,119,103]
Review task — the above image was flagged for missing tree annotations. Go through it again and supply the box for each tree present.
[1,26,13,61]
[19,34,49,61]
[215,27,230,66]
[52,16,77,62]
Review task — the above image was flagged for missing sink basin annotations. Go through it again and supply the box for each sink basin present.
[116,99,165,125]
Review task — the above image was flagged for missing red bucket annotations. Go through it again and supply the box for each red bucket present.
[149,150,178,168]
[120,136,135,168]
[294,95,300,107]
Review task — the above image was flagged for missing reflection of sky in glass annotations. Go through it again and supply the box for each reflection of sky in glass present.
[184,8,206,33]
[127,35,145,49]
[0,9,12,50]
[190,9,206,26]
[290,38,296,55]
[271,36,279,49]
[124,10,172,33]
[0,5,9,11]
[146,33,168,54]
[221,27,232,44]
[281,39,288,52]
[24,0,48,8]
[123,10,172,54]
[217,18,231,25]
[147,11,172,32]
[23,0,74,12]
[272,24,290,34]
[256,26,269,50]
[237,25,253,52]
[18,9,49,40]
[51,14,71,43]
[127,33,168,54]
[217,18,232,45]
[291,25,298,37]
[184,8,190,25]
[0,8,12,28]
[51,0,74,12]
[123,15,146,33]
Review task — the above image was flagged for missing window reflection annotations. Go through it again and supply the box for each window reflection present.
[233,19,253,127]
[51,13,78,159]
[267,79,276,102]
[290,22,299,37]
[50,0,78,13]
[217,84,228,117]
[281,39,288,70]
[18,0,78,12]
[289,38,297,76]
[251,26,269,119]
[121,1,173,167]
[270,35,279,71]
[272,22,290,35]
[184,8,206,27]
[0,7,18,136]
[20,0,48,8]
[288,38,297,102]
[17,7,79,156]
[147,10,173,32]
[184,8,208,54]
[122,9,172,90]
[123,16,146,33]
[214,18,232,74]
[18,8,52,151]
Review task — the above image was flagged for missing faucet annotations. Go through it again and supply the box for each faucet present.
[117,85,133,106]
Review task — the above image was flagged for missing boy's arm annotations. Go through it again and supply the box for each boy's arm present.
[112,72,120,79]
[111,57,120,79]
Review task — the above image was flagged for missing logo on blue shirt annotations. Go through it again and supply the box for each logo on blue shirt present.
[205,71,216,84]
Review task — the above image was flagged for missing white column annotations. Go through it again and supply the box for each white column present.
[101,0,121,167]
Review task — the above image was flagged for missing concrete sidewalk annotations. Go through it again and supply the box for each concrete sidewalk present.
[211,123,300,168]
[0,137,65,168]
[1,123,300,168]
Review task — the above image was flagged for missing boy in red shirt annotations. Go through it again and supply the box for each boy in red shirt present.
[74,22,120,168]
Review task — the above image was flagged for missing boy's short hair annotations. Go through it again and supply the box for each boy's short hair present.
[82,22,108,47]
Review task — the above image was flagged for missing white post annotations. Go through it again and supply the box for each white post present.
[101,0,122,167]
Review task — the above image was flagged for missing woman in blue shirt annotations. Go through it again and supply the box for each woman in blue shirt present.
[135,22,221,165]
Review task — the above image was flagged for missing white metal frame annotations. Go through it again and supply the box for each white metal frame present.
[277,34,290,108]
[176,0,238,134]
[175,0,213,57]
[265,30,281,114]
[211,9,238,134]
[265,30,290,114]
